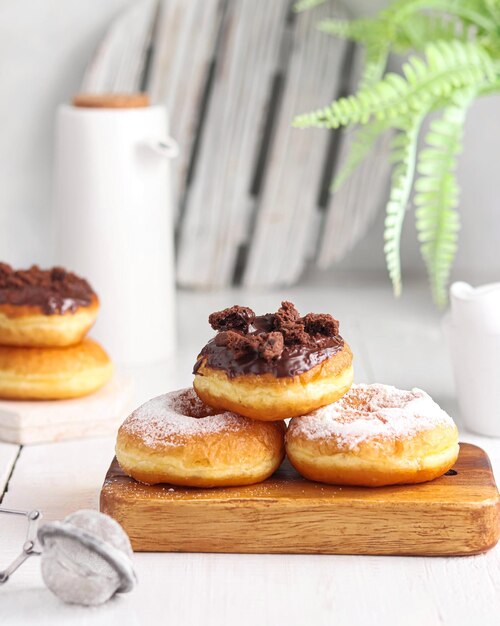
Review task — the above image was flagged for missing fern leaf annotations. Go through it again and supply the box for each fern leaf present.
[320,12,466,55]
[392,13,468,53]
[293,40,494,130]
[294,0,328,12]
[381,0,496,32]
[384,117,424,296]
[478,76,500,96]
[483,0,500,22]
[318,18,390,45]
[415,90,473,307]
[318,2,493,58]
[361,42,390,88]
[298,0,495,30]
[331,121,390,192]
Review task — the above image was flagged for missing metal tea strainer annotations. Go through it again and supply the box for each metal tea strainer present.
[0,507,137,606]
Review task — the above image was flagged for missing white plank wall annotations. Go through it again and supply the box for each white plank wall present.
[149,0,223,212]
[78,0,392,288]
[177,0,289,287]
[81,0,157,92]
[243,1,349,287]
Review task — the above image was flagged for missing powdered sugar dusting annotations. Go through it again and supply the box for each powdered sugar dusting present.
[120,388,249,447]
[288,383,455,448]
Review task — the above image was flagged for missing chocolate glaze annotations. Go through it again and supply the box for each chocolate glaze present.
[0,264,95,315]
[194,313,344,378]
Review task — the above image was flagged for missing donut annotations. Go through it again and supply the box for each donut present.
[116,388,286,487]
[286,383,459,487]
[193,301,353,421]
[0,263,98,347]
[0,338,113,400]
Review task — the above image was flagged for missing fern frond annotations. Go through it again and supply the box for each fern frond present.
[361,42,390,88]
[293,0,500,306]
[478,76,500,96]
[294,0,328,13]
[320,12,467,54]
[298,0,496,30]
[415,90,473,306]
[381,0,496,32]
[384,117,424,296]
[293,40,494,130]
[318,18,390,44]
[331,121,390,192]
[392,13,468,52]
[317,1,495,65]
[483,0,500,22]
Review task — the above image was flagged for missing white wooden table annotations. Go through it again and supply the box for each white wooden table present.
[1,275,499,625]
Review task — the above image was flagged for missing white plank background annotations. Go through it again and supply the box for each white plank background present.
[176,0,290,286]
[243,0,351,287]
[80,0,393,289]
[81,0,158,93]
[149,0,223,213]
[1,277,500,625]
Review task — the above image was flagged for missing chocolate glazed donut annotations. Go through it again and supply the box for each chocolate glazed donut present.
[0,264,99,347]
[193,302,354,421]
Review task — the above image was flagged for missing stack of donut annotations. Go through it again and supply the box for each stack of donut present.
[116,301,459,488]
[0,263,112,400]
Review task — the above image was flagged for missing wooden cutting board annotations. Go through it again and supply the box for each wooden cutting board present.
[100,443,500,556]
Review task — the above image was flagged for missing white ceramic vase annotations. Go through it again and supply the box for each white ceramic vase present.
[53,103,178,364]
[445,281,500,437]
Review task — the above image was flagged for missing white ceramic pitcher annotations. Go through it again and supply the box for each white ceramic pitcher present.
[445,281,500,436]
[53,102,178,364]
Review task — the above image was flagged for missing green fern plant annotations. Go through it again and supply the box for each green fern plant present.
[293,0,500,306]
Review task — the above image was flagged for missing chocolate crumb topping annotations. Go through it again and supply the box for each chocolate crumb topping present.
[259,331,284,360]
[209,305,255,333]
[0,263,95,315]
[303,312,339,337]
[214,330,252,359]
[214,328,284,361]
[273,301,309,346]
[194,301,344,378]
[274,300,300,327]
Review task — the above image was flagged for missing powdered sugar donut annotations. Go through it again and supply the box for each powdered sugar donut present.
[116,388,285,487]
[286,383,459,487]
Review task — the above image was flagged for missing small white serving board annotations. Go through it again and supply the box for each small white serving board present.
[0,374,133,445]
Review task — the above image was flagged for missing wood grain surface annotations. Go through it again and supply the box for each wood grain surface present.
[100,442,499,556]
